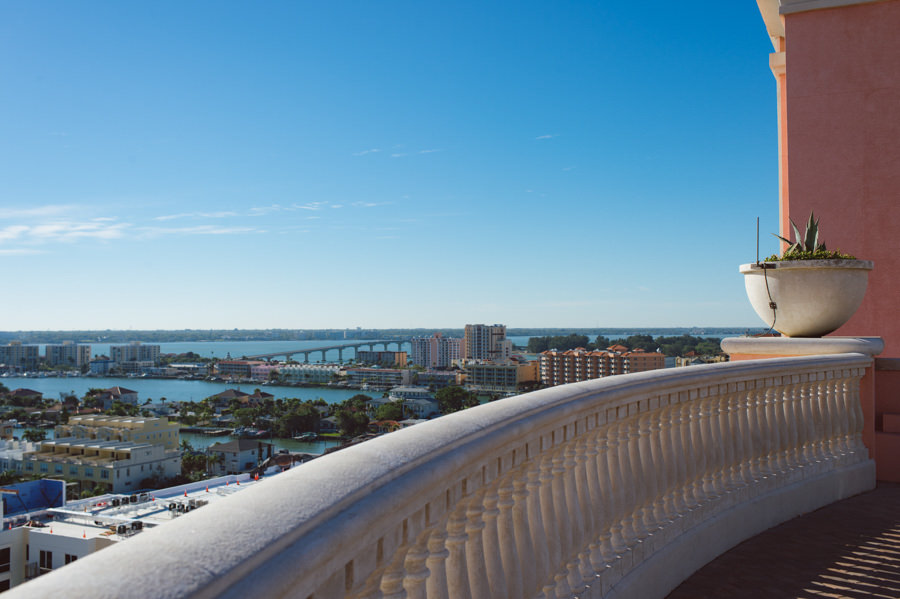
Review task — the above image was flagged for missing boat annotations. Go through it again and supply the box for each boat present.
[293,432,317,441]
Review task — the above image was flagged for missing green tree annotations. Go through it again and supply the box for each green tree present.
[436,386,479,414]
[23,428,46,442]
[375,401,404,421]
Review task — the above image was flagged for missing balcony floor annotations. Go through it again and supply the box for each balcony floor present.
[668,483,900,598]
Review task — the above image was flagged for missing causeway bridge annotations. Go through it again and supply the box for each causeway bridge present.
[243,339,411,363]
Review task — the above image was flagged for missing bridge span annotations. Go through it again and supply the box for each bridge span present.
[243,339,411,363]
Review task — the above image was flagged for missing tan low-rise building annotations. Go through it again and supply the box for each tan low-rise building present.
[539,346,665,387]
[56,415,180,451]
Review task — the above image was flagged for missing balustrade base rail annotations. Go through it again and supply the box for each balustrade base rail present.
[9,353,877,599]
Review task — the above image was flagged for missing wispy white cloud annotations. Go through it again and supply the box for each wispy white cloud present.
[0,248,45,256]
[418,149,441,154]
[562,166,576,171]
[391,153,408,158]
[138,225,262,239]
[248,204,285,216]
[0,205,76,219]
[0,225,30,243]
[293,201,328,211]
[154,211,238,221]
[331,204,343,209]
[535,134,556,140]
[29,221,130,242]
[353,148,381,156]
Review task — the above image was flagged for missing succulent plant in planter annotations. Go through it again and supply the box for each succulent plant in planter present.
[741,212,873,338]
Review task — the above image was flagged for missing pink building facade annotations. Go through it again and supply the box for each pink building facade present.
[758,0,900,480]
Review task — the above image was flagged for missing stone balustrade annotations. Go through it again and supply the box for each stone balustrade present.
[11,353,875,599]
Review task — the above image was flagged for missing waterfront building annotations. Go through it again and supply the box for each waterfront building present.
[0,343,40,373]
[44,342,92,369]
[462,357,538,393]
[356,350,408,367]
[207,440,274,475]
[409,333,462,368]
[413,369,461,390]
[250,363,281,382]
[109,342,160,367]
[22,438,180,494]
[539,346,666,386]
[88,358,115,375]
[86,387,139,409]
[278,363,341,385]
[168,363,208,377]
[0,440,37,473]
[215,360,265,379]
[463,324,511,361]
[56,415,180,450]
[344,367,411,389]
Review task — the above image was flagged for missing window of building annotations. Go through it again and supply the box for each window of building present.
[39,463,48,473]
[84,468,94,477]
[101,470,109,479]
[70,465,78,475]
[39,549,52,570]
[0,547,10,573]
[64,554,77,565]
[54,464,63,474]
[25,463,33,471]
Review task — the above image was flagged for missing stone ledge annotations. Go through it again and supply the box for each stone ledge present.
[721,336,884,358]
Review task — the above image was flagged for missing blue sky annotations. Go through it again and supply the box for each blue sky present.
[0,1,779,330]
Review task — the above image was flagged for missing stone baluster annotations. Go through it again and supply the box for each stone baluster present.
[538,453,562,597]
[605,424,629,555]
[695,398,717,502]
[496,480,524,599]
[550,449,575,596]
[736,389,756,486]
[380,567,406,599]
[424,529,450,599]
[796,381,817,472]
[812,377,833,465]
[571,436,597,587]
[480,488,508,599]
[822,375,843,463]
[595,435,619,564]
[666,401,689,516]
[618,418,647,547]
[637,411,662,531]
[782,381,801,474]
[707,394,728,496]
[401,538,430,599]
[849,373,867,458]
[647,409,670,526]
[464,494,493,599]
[629,415,653,538]
[509,474,548,597]
[444,509,473,598]
[682,401,704,508]
[581,430,606,572]
[722,392,742,490]
[765,385,786,475]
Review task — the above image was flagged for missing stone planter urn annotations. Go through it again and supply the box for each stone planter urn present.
[740,259,874,337]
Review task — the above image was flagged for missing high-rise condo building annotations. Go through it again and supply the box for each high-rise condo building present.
[463,324,510,361]
[45,342,92,368]
[409,333,463,368]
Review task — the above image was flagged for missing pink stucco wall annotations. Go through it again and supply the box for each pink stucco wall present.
[783,1,900,358]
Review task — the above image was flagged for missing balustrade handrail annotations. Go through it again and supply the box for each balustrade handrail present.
[11,353,875,599]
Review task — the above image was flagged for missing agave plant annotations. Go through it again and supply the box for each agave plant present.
[767,211,855,261]
[774,211,825,254]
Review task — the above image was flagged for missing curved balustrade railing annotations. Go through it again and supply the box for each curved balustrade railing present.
[13,354,876,599]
